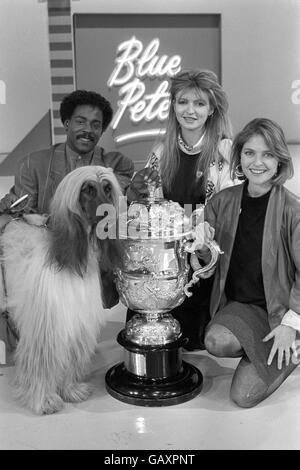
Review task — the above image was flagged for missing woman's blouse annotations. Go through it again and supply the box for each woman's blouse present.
[225,184,271,308]
[146,138,234,204]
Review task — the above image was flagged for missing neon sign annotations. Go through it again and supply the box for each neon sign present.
[291,80,300,105]
[114,129,166,144]
[107,36,182,142]
[0,80,6,105]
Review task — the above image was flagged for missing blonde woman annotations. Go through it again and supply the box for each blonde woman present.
[127,69,236,349]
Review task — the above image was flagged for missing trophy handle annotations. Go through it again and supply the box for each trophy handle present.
[184,239,223,298]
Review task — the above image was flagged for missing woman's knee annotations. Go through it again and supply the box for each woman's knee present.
[230,358,268,408]
[230,383,267,408]
[204,324,242,357]
[204,329,222,356]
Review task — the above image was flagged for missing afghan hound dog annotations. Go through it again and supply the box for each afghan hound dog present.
[0,165,122,414]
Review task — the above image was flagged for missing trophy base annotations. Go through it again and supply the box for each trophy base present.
[105,330,203,406]
[105,360,203,406]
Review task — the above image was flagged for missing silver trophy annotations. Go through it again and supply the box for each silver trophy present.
[105,191,221,406]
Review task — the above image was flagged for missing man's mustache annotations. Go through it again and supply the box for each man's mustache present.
[77,132,95,141]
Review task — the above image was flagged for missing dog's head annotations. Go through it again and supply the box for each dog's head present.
[48,166,123,276]
[50,166,123,225]
[78,168,122,228]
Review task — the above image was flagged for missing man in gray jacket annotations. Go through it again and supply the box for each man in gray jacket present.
[0,90,136,214]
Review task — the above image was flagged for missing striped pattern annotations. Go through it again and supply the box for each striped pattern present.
[47,0,75,143]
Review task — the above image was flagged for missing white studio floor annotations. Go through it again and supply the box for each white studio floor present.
[1,316,300,451]
[0,151,300,452]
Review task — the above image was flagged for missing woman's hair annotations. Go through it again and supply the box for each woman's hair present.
[60,90,113,131]
[230,118,294,185]
[159,69,232,193]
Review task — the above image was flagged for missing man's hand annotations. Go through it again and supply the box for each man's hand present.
[127,167,160,202]
[0,213,13,231]
[0,192,18,214]
[0,192,31,215]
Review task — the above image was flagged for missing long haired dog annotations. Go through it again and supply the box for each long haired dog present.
[0,166,122,414]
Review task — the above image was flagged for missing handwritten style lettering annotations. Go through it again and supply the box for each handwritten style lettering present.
[108,36,182,131]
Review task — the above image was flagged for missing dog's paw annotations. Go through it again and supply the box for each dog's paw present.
[37,393,64,415]
[60,382,94,403]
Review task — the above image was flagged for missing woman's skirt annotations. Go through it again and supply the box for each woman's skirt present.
[207,301,297,385]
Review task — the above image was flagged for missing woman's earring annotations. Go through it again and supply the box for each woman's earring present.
[235,163,245,180]
[273,162,281,178]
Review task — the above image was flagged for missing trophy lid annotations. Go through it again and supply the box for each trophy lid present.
[121,193,199,241]
[131,199,189,240]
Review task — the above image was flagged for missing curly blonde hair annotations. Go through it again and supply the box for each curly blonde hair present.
[159,69,232,193]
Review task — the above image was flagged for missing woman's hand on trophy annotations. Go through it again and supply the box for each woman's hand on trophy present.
[184,223,222,294]
[126,168,160,202]
[190,252,204,271]
[185,221,215,254]
[195,221,215,251]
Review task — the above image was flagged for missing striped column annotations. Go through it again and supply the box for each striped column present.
[47,0,75,144]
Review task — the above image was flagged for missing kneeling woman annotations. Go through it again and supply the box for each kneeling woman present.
[199,118,300,407]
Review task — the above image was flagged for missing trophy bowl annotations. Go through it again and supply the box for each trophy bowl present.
[105,196,221,406]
